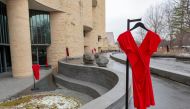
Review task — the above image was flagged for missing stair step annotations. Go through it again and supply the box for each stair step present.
[54,74,109,96]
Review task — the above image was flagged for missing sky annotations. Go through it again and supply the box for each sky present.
[106,0,165,42]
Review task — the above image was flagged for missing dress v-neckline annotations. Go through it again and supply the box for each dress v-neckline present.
[128,30,150,50]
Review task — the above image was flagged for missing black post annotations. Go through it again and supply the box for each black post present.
[33,72,36,88]
[126,18,141,109]
[31,71,37,91]
[31,67,39,91]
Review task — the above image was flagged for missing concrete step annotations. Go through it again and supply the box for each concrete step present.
[54,74,109,98]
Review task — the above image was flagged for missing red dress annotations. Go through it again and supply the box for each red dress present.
[117,30,161,109]
[32,64,40,80]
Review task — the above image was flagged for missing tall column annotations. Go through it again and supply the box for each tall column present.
[7,0,33,78]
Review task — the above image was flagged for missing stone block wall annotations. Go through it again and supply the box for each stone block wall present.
[5,0,106,76]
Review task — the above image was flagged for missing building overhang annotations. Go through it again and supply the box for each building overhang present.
[83,25,92,32]
[0,0,6,4]
[29,0,58,12]
[92,0,97,7]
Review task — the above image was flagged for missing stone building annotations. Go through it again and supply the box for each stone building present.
[0,0,105,78]
[101,32,119,51]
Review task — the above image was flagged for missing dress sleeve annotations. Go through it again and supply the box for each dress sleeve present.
[149,33,161,53]
[117,33,132,54]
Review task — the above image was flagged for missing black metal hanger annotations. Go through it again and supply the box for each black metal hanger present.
[129,22,148,31]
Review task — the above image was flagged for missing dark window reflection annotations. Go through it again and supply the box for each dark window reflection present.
[32,46,47,65]
[0,1,11,73]
[29,10,51,44]
[0,1,9,44]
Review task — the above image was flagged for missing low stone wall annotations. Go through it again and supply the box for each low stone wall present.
[152,54,190,61]
[58,59,126,109]
[58,62,118,90]
[110,54,126,64]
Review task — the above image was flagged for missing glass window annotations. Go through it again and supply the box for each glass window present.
[0,1,9,44]
[29,10,51,45]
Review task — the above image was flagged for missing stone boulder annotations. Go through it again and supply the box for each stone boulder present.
[96,56,109,67]
[94,53,100,59]
[83,53,95,64]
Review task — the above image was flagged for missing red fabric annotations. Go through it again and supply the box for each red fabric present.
[92,49,94,54]
[66,47,69,56]
[117,30,161,109]
[94,48,96,53]
[46,57,48,67]
[32,64,40,80]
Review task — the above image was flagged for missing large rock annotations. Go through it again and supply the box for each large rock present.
[94,53,100,59]
[96,56,109,67]
[83,53,95,64]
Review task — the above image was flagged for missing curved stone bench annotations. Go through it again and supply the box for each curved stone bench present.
[56,59,126,109]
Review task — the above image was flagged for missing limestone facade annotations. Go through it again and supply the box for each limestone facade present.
[84,0,106,54]
[2,0,105,77]
[106,32,119,51]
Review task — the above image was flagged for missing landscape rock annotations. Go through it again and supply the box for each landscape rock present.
[83,53,95,64]
[96,56,109,67]
[94,53,100,59]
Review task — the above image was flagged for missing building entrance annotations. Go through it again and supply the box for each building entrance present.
[0,2,11,73]
[0,46,11,73]
[29,10,51,66]
[32,46,47,66]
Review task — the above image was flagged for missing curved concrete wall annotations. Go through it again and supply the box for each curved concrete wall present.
[58,59,125,109]
[58,61,118,90]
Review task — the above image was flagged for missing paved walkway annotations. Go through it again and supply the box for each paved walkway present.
[111,53,190,109]
[113,53,190,77]
[0,69,52,101]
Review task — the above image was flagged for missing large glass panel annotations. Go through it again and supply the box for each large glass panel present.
[32,47,38,64]
[0,2,11,73]
[0,1,9,44]
[29,10,51,45]
[31,46,47,65]
[38,47,47,65]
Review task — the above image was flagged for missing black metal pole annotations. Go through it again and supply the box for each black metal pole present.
[126,19,130,109]
[31,71,36,91]
[126,18,141,109]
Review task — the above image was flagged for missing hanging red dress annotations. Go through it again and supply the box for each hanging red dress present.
[117,30,161,109]
[32,64,40,80]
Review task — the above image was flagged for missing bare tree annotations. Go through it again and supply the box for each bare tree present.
[135,28,147,43]
[143,4,166,38]
[163,0,175,48]
[171,0,190,47]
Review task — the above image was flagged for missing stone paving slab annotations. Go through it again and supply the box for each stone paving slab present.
[112,53,190,86]
[113,53,190,75]
[0,69,52,101]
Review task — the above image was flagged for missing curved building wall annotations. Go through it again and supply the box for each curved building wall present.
[48,0,84,68]
[3,0,105,76]
[82,0,93,30]
[64,0,84,58]
[47,12,67,68]
[84,0,105,53]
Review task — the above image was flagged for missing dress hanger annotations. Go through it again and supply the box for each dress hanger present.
[129,22,148,31]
